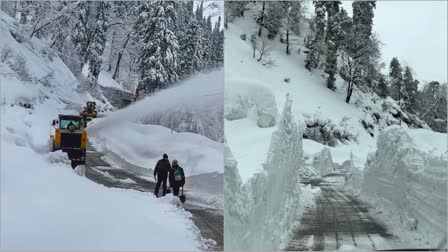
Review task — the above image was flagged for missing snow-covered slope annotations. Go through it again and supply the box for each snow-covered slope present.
[225,3,429,182]
[87,70,224,176]
[0,11,201,250]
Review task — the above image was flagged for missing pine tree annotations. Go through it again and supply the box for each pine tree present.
[264,2,285,39]
[72,1,90,67]
[211,16,224,66]
[87,2,110,85]
[72,1,110,85]
[133,2,179,97]
[389,57,405,106]
[403,66,418,113]
[340,1,376,103]
[202,15,213,68]
[289,1,306,36]
[377,76,389,98]
[179,18,204,77]
[305,1,325,71]
[224,1,247,29]
[324,1,342,90]
[195,1,204,22]
[351,1,376,91]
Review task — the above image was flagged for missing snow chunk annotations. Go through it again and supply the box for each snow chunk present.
[312,147,335,177]
[225,79,277,128]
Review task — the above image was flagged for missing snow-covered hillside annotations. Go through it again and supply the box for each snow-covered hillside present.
[225,5,430,182]
[0,11,203,250]
[224,2,446,250]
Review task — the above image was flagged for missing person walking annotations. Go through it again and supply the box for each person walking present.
[154,153,171,198]
[169,159,185,197]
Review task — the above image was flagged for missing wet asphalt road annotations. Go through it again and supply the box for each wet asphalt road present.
[286,175,393,251]
[84,144,223,251]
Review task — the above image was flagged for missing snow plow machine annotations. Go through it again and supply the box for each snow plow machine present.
[80,101,97,124]
[50,115,87,169]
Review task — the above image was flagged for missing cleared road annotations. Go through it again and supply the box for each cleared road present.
[286,175,393,251]
[84,143,223,251]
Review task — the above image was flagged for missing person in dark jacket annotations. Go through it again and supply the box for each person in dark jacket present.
[169,159,185,197]
[154,153,171,197]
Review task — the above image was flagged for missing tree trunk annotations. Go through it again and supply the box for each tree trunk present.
[112,32,131,80]
[286,6,290,55]
[346,81,353,103]
[258,1,265,37]
[112,52,123,79]
[224,15,228,29]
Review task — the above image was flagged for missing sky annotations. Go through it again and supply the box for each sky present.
[341,1,447,84]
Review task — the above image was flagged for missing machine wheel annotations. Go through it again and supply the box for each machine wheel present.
[71,160,78,169]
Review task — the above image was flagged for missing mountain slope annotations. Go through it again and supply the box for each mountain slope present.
[0,11,202,250]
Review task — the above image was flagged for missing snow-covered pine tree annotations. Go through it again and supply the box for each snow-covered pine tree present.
[72,1,110,84]
[211,16,224,66]
[289,0,306,36]
[195,1,204,23]
[264,2,286,39]
[403,66,418,113]
[202,15,213,68]
[305,1,326,71]
[339,1,376,103]
[377,75,389,98]
[87,2,110,85]
[175,1,193,79]
[324,1,342,90]
[351,1,376,91]
[179,17,205,77]
[133,1,179,97]
[224,0,248,29]
[389,57,405,106]
[71,1,90,67]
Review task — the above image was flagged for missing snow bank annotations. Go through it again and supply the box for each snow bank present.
[88,121,224,176]
[224,97,319,250]
[225,79,278,128]
[361,126,447,248]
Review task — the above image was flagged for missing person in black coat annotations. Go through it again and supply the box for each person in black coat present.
[154,153,171,197]
[169,159,185,197]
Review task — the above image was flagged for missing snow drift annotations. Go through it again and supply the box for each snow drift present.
[88,121,223,176]
[224,97,319,250]
[361,126,447,248]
